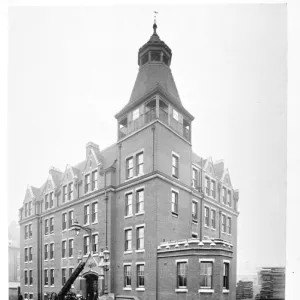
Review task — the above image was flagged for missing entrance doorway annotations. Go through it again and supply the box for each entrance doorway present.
[85,273,98,300]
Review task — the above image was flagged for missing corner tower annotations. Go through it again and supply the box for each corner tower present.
[115,21,194,143]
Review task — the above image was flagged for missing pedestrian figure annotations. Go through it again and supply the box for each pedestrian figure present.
[18,294,23,300]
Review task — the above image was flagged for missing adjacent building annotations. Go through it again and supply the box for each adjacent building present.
[19,21,239,300]
[236,281,254,300]
[9,239,20,300]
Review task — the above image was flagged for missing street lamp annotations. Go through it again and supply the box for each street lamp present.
[99,247,110,295]
[71,220,93,255]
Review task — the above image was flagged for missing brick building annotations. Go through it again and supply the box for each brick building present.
[236,281,254,300]
[19,21,239,300]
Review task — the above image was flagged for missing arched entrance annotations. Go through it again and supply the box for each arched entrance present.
[84,273,98,300]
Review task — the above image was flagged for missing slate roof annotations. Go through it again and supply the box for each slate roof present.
[214,161,225,179]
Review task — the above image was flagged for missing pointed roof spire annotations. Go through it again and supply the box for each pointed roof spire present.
[153,11,158,34]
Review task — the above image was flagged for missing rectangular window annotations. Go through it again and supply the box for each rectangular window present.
[192,168,197,188]
[28,201,32,216]
[62,268,66,285]
[211,181,216,199]
[227,217,232,234]
[125,193,133,216]
[173,108,179,121]
[50,243,54,259]
[69,268,74,278]
[29,247,32,261]
[44,244,48,260]
[25,248,28,262]
[92,170,98,190]
[68,211,73,228]
[24,293,28,300]
[222,187,227,204]
[136,189,144,213]
[200,262,213,288]
[24,270,28,285]
[29,224,32,238]
[137,265,145,288]
[62,241,66,258]
[124,265,132,287]
[45,219,49,235]
[136,152,144,176]
[132,108,140,121]
[50,217,54,233]
[84,205,90,225]
[68,182,73,201]
[92,234,98,254]
[125,229,132,251]
[192,233,198,238]
[84,236,89,255]
[49,192,53,208]
[192,201,198,221]
[25,203,28,217]
[50,269,54,286]
[29,270,33,285]
[63,185,67,203]
[222,214,226,233]
[136,226,145,250]
[24,225,28,239]
[172,155,179,178]
[44,269,48,286]
[177,262,187,288]
[223,263,230,289]
[204,207,210,226]
[29,294,33,300]
[228,190,232,207]
[211,210,216,229]
[205,177,210,196]
[126,157,133,179]
[45,195,48,210]
[62,213,67,231]
[92,202,98,223]
[85,174,90,193]
[69,239,74,257]
[171,191,178,215]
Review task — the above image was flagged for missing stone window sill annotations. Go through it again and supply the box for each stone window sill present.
[198,289,214,293]
[175,288,188,293]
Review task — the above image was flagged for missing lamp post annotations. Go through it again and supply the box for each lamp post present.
[71,220,93,256]
[98,247,110,296]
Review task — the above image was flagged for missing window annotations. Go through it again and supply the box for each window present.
[50,269,54,286]
[92,234,98,254]
[192,233,198,238]
[68,211,73,228]
[200,262,213,288]
[192,201,198,221]
[29,247,32,261]
[84,205,90,224]
[29,270,33,285]
[24,225,28,239]
[204,207,210,227]
[25,248,28,262]
[44,219,49,235]
[136,152,144,176]
[68,182,73,200]
[228,190,232,207]
[125,193,133,216]
[172,154,179,178]
[173,108,179,121]
[28,224,32,238]
[68,239,74,257]
[136,189,144,213]
[49,192,53,208]
[222,214,226,233]
[177,262,187,288]
[227,217,232,234]
[125,229,132,251]
[29,294,33,300]
[85,174,90,193]
[50,243,54,259]
[63,185,67,202]
[211,210,216,229]
[44,269,48,286]
[62,213,67,230]
[192,168,197,188]
[44,244,48,260]
[171,191,178,215]
[223,263,230,289]
[62,241,66,258]
[124,265,132,287]
[84,236,89,255]
[92,202,98,223]
[24,293,28,300]
[50,217,54,233]
[222,187,227,204]
[205,177,210,196]
[92,170,98,190]
[25,203,28,217]
[45,195,48,210]
[141,53,149,65]
[151,50,161,61]
[24,270,28,285]
[137,265,145,288]
[132,108,140,121]
[211,181,216,199]
[28,201,32,216]
[62,268,66,285]
[136,226,144,250]
[69,268,74,278]
[126,157,133,179]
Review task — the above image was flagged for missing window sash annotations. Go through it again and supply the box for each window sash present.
[92,234,98,253]
[50,244,54,259]
[137,227,144,250]
[205,178,210,195]
[25,271,28,285]
[68,211,73,228]
[68,183,73,200]
[84,236,89,255]
[50,269,54,285]
[222,215,226,232]
[69,240,73,257]
[192,202,198,219]
[92,203,98,222]
[204,207,210,226]
[62,213,67,230]
[227,217,232,234]
[223,263,229,289]
[177,263,187,288]
[44,245,48,260]
[126,158,133,179]
[171,191,178,214]
[200,262,213,288]
[29,270,33,285]
[125,230,132,251]
[63,186,67,202]
[125,194,133,216]
[92,171,98,190]
[211,181,216,198]
[211,210,216,229]
[124,266,132,287]
[84,205,90,224]
[172,155,179,177]
[136,190,144,213]
[62,241,66,258]
[62,269,66,285]
[137,265,145,287]
[136,153,144,176]
[44,270,48,286]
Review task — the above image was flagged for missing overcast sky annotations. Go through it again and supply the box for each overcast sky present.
[8,5,286,275]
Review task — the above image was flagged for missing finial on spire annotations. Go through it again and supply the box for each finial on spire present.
[153,11,158,34]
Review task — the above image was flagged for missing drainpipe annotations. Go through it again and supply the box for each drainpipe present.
[118,143,122,184]
[38,215,43,300]
[152,125,155,172]
[199,158,203,241]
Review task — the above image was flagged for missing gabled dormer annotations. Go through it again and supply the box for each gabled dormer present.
[60,164,80,204]
[41,169,59,212]
[115,21,194,143]
[22,185,39,219]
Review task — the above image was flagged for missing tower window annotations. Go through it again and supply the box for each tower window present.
[151,51,161,62]
[162,53,169,65]
[141,53,149,66]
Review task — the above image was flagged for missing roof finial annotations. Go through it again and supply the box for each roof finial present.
[153,11,158,34]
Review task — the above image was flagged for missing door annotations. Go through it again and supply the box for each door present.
[85,274,98,300]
